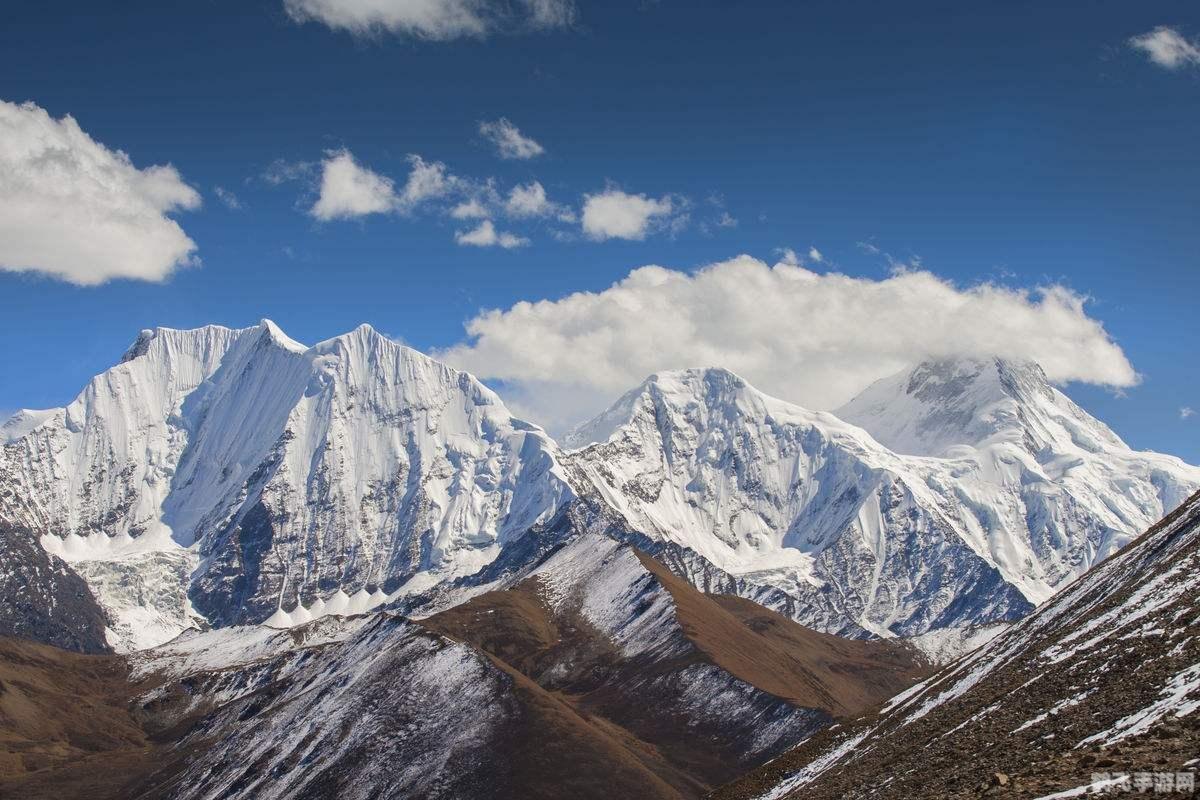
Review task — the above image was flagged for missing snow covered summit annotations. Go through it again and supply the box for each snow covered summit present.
[563,362,1200,636]
[0,320,573,650]
[2,326,1196,652]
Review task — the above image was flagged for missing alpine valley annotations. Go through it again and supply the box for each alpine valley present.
[2,320,1198,799]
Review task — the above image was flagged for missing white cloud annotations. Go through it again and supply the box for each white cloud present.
[214,186,242,210]
[505,180,573,221]
[716,211,738,228]
[283,0,574,39]
[581,188,676,241]
[808,246,823,263]
[450,196,491,219]
[1129,26,1200,70]
[398,153,457,208]
[776,247,802,266]
[310,149,398,221]
[1182,407,1196,420]
[0,99,201,286]
[455,219,528,248]
[479,117,545,160]
[262,158,315,185]
[437,255,1139,432]
[309,150,460,221]
[285,0,486,38]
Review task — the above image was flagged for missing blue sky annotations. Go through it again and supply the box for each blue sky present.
[1,1,1197,461]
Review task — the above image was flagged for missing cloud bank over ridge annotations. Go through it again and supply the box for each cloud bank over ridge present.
[437,255,1138,431]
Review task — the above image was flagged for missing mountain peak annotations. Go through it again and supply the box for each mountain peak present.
[564,367,780,450]
[836,355,1125,458]
[256,318,307,352]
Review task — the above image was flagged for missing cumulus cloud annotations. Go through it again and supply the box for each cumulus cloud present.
[1182,407,1196,420]
[1129,26,1200,70]
[398,153,457,208]
[506,180,573,221]
[436,255,1139,431]
[0,99,201,286]
[309,150,460,221]
[450,196,491,219]
[479,117,545,160]
[310,149,398,220]
[455,219,528,248]
[283,0,574,39]
[581,188,677,241]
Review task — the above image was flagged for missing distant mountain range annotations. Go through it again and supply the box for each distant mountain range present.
[2,321,1195,652]
[2,320,1198,799]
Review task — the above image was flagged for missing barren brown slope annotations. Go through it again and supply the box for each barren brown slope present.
[0,636,159,800]
[635,551,928,718]
[485,651,698,800]
[425,540,929,793]
[713,491,1200,800]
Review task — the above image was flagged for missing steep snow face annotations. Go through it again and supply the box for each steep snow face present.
[0,321,573,649]
[565,366,1200,637]
[564,369,1029,636]
[835,357,1128,458]
[837,357,1200,586]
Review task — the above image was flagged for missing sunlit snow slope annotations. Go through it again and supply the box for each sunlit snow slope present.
[0,321,572,649]
[564,364,1199,636]
[2,324,1195,651]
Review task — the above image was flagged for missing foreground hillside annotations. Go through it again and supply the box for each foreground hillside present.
[0,541,925,800]
[714,489,1200,800]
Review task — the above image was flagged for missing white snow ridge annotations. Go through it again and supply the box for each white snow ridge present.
[1,323,1196,652]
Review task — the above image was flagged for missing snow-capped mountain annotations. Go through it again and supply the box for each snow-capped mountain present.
[716,488,1200,800]
[0,321,572,650]
[837,357,1199,590]
[3,321,1196,652]
[563,364,1200,637]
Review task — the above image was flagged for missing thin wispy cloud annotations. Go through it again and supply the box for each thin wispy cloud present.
[479,118,545,160]
[262,158,316,185]
[1182,407,1196,421]
[1129,26,1200,70]
[283,0,575,40]
[214,186,242,210]
[0,99,201,286]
